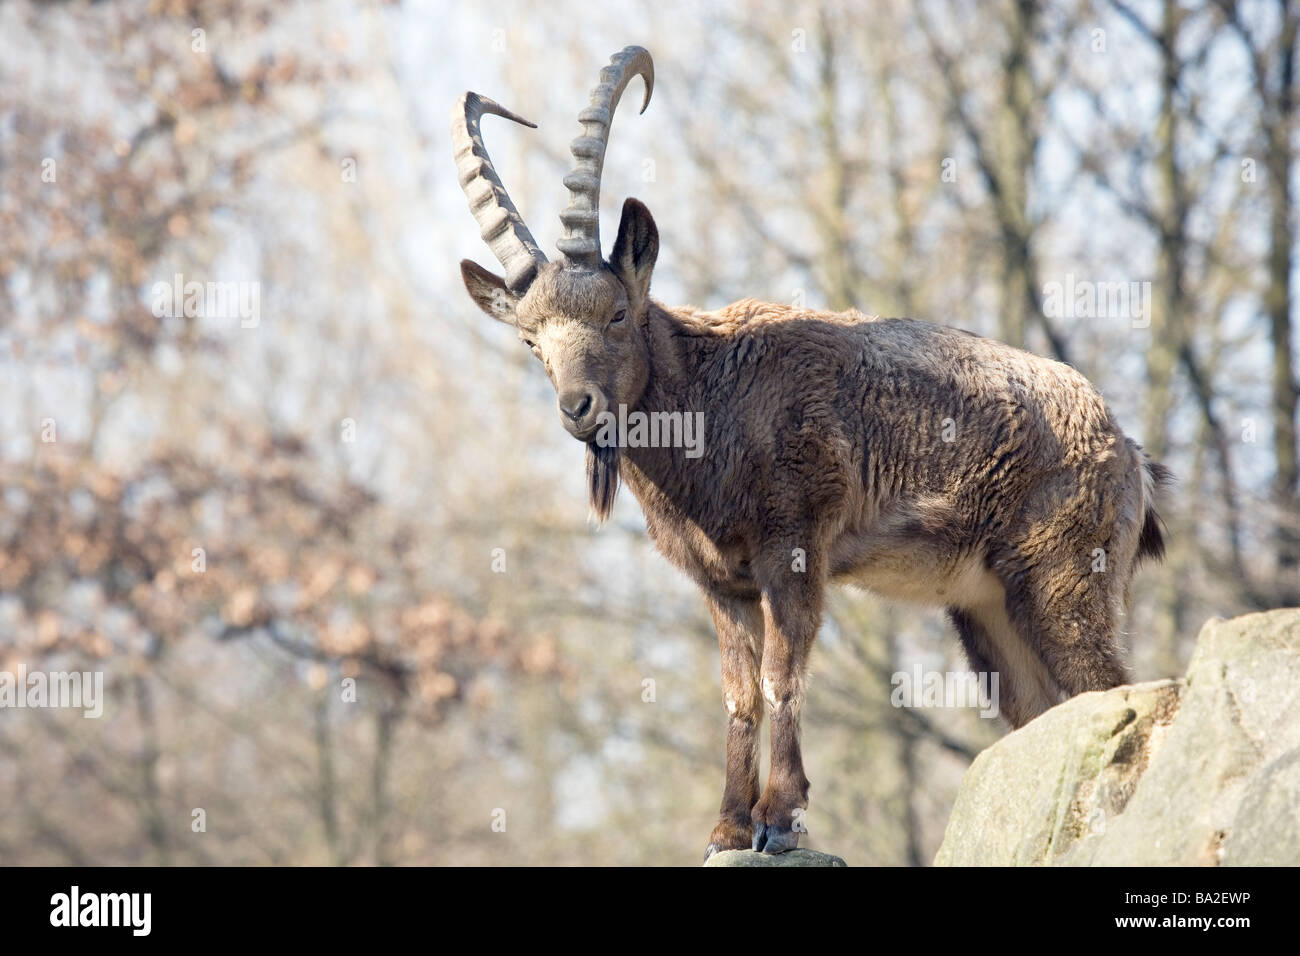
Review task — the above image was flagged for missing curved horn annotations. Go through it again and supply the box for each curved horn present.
[451,92,547,293]
[557,46,654,270]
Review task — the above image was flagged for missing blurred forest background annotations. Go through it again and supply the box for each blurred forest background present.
[1,0,1297,866]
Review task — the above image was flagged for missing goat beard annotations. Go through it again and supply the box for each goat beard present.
[586,441,621,524]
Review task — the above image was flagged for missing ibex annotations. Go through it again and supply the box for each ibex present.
[452,46,1169,860]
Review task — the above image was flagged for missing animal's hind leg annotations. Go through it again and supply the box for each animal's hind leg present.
[947,605,1060,729]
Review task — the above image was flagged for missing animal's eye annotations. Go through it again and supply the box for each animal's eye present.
[610,309,627,325]
[522,338,536,349]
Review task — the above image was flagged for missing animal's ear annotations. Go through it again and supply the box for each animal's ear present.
[460,259,519,324]
[610,198,658,312]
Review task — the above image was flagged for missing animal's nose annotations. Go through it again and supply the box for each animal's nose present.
[559,388,595,422]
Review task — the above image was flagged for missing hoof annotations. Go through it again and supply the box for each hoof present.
[705,817,752,863]
[752,820,801,854]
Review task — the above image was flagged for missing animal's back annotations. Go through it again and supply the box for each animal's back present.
[704,305,1134,508]
[701,307,1148,604]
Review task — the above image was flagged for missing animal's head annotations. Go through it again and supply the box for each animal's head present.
[452,46,659,520]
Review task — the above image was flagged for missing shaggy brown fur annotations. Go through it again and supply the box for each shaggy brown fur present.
[460,199,1169,861]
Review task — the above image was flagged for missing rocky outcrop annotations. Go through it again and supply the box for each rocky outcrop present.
[705,848,847,867]
[935,609,1300,866]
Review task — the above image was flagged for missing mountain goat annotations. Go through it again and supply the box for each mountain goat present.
[452,46,1169,859]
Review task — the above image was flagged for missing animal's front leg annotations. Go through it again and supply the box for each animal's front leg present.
[703,593,764,863]
[751,557,821,854]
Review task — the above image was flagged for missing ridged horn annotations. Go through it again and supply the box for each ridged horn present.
[451,92,547,293]
[557,46,654,270]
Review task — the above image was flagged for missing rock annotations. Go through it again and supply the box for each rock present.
[705,848,847,867]
[935,609,1300,866]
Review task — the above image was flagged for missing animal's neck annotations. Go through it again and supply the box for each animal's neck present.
[637,302,713,409]
[617,302,725,513]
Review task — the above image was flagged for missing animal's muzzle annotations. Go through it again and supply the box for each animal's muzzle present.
[558,386,607,440]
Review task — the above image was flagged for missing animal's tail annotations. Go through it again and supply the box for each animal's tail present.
[1134,445,1173,564]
